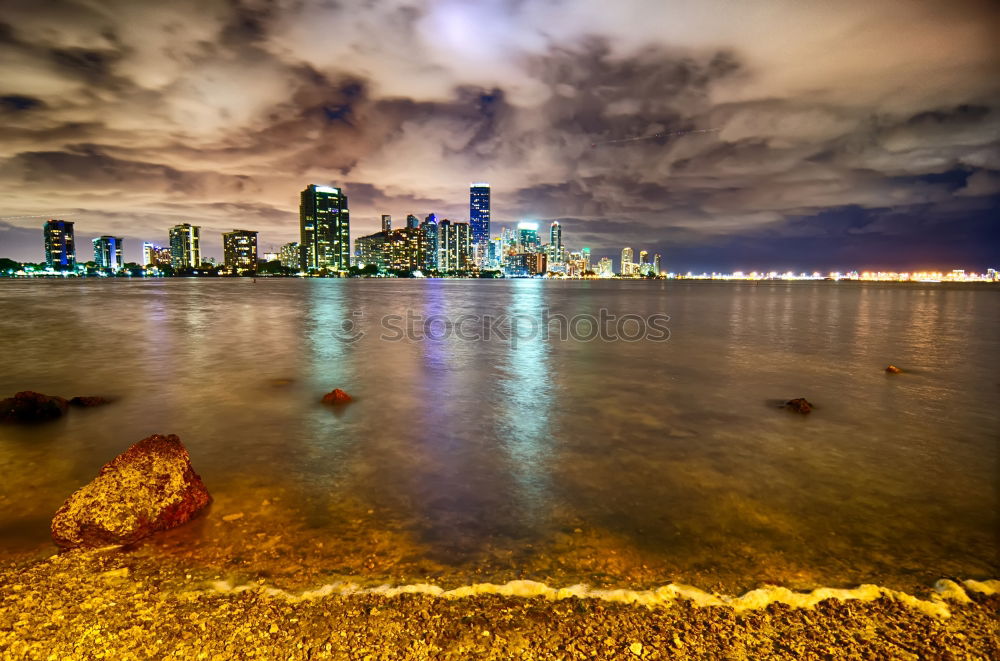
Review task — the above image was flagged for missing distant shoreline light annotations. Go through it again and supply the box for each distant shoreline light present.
[664,269,998,283]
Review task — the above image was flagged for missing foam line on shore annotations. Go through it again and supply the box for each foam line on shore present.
[202,577,999,618]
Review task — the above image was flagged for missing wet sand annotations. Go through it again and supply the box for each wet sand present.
[2,549,997,660]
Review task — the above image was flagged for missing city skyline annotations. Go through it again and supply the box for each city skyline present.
[15,205,998,280]
[0,1,997,270]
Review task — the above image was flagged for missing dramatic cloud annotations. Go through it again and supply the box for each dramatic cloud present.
[0,0,997,269]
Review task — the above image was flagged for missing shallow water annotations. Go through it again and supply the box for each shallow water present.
[0,279,997,591]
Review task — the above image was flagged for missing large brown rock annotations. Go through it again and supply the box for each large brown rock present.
[0,391,69,423]
[51,434,211,549]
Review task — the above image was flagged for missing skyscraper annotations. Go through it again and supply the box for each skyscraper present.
[223,229,259,274]
[653,253,662,275]
[169,223,200,269]
[143,242,157,266]
[93,236,124,272]
[597,257,613,277]
[300,184,350,272]
[354,231,388,271]
[43,220,76,271]
[439,220,472,272]
[518,222,539,252]
[549,221,562,251]
[581,247,591,272]
[419,216,439,272]
[279,242,301,270]
[381,214,392,232]
[406,214,420,230]
[470,183,490,263]
[621,247,634,276]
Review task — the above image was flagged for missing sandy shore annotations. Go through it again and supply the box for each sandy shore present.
[2,550,997,660]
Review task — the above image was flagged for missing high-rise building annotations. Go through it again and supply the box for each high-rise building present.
[527,252,547,276]
[300,184,350,272]
[517,222,539,252]
[354,231,388,271]
[549,221,562,252]
[653,253,662,275]
[354,227,423,273]
[223,229,259,274]
[564,251,583,277]
[621,247,634,276]
[419,216,439,272]
[470,183,490,263]
[598,257,614,277]
[406,214,420,230]
[93,236,124,272]
[439,220,472,272]
[386,228,421,271]
[381,214,392,233]
[169,223,201,269]
[581,247,591,273]
[279,242,301,270]
[43,220,76,271]
[143,243,171,268]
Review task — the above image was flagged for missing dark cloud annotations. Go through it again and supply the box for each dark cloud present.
[0,0,996,268]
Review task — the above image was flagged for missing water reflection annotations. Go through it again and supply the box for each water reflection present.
[0,280,996,590]
[497,279,553,523]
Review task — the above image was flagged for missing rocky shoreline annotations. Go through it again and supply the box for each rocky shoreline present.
[2,550,997,660]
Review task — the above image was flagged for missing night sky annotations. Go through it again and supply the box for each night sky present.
[0,0,997,271]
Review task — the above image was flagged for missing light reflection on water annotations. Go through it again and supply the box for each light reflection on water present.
[0,279,997,591]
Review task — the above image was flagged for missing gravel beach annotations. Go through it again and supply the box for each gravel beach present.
[2,550,997,660]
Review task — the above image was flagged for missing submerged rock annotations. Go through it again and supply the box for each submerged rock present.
[51,434,211,549]
[0,391,69,424]
[885,365,903,374]
[69,395,113,407]
[783,398,813,414]
[321,388,353,405]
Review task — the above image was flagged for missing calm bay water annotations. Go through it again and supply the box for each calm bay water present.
[0,279,997,591]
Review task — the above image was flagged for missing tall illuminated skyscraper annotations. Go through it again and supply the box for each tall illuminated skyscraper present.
[653,253,662,275]
[470,183,490,263]
[223,229,259,274]
[43,220,76,271]
[406,214,420,229]
[439,220,472,272]
[549,221,562,251]
[381,214,392,232]
[93,236,124,272]
[621,247,634,276]
[300,184,350,272]
[169,223,200,269]
[517,222,539,252]
[419,215,439,271]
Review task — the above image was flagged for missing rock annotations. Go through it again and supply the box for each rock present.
[783,398,813,414]
[69,396,112,407]
[885,365,903,374]
[0,391,69,424]
[321,388,353,405]
[51,434,211,549]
